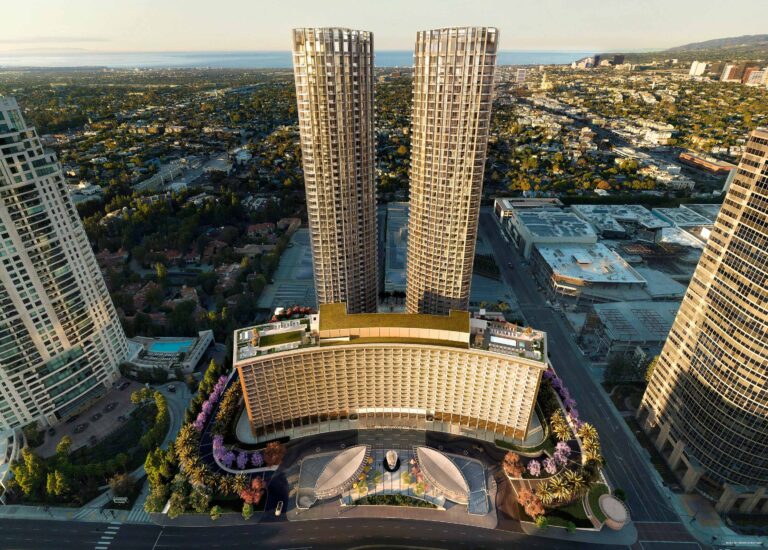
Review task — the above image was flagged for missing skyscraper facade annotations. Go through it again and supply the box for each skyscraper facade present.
[292,28,378,314]
[639,128,768,511]
[406,27,498,315]
[0,97,128,431]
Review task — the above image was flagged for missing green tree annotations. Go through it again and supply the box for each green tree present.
[155,262,168,283]
[55,436,72,459]
[11,448,46,497]
[242,502,253,520]
[210,505,222,521]
[109,473,136,498]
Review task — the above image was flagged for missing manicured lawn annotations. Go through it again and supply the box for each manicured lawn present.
[588,483,610,523]
[518,497,592,529]
[545,498,593,528]
[258,330,303,347]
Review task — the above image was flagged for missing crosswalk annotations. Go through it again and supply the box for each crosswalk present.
[125,505,150,523]
[94,522,121,550]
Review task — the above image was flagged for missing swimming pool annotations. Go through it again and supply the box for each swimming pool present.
[149,339,195,353]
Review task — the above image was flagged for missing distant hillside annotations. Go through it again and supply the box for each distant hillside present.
[602,34,768,65]
[666,34,768,52]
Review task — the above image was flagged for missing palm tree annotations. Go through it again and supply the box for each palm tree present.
[536,483,556,506]
[578,422,599,443]
[549,476,570,503]
[584,445,603,464]
[564,469,587,498]
[550,411,570,442]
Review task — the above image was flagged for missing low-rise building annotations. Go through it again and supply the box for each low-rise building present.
[505,207,597,258]
[580,301,679,359]
[571,204,670,240]
[531,243,647,304]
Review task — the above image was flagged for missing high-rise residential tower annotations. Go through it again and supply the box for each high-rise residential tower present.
[639,128,768,513]
[291,28,378,314]
[0,97,128,431]
[406,27,498,315]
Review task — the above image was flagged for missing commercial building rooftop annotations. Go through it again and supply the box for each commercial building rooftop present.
[571,204,670,235]
[536,243,646,285]
[680,203,721,224]
[591,301,679,343]
[652,206,714,228]
[514,208,597,239]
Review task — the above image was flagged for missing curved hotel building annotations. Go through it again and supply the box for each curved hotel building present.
[639,128,768,514]
[406,27,498,315]
[0,97,128,431]
[235,303,546,443]
[291,28,378,314]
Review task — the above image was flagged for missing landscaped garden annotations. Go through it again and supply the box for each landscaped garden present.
[504,367,611,530]
[143,360,288,520]
[8,388,169,507]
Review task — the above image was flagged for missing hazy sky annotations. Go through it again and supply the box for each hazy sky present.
[3,0,767,53]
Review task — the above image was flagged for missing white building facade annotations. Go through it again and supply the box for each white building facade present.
[0,97,128,430]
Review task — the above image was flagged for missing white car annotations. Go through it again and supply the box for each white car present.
[275,500,284,516]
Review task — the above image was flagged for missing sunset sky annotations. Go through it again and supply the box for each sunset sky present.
[3,0,767,53]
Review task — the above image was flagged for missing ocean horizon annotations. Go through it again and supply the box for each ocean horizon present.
[0,50,593,69]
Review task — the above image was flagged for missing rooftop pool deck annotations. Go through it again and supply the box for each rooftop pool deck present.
[149,339,195,353]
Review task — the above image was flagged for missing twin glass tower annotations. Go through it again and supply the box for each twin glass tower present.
[292,27,499,315]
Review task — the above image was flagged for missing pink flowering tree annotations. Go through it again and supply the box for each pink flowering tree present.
[543,457,557,475]
[527,459,541,477]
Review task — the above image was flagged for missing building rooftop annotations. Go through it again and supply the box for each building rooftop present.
[514,208,597,239]
[680,203,721,224]
[652,206,714,228]
[235,304,547,363]
[536,243,646,285]
[592,301,679,343]
[571,204,670,234]
[318,303,470,334]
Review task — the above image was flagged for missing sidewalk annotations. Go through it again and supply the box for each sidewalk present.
[519,518,638,546]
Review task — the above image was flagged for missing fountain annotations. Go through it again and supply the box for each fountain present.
[384,449,400,472]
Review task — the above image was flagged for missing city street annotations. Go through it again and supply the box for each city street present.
[0,517,630,549]
[478,208,679,525]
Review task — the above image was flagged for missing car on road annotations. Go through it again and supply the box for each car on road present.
[167,384,176,393]
[117,382,130,391]
[47,427,56,437]
[91,413,102,422]
[472,444,484,453]
[275,501,284,516]
[104,402,118,413]
[65,414,80,424]
[74,423,89,434]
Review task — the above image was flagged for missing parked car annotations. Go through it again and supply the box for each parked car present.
[167,385,176,393]
[275,501,284,517]
[47,427,56,437]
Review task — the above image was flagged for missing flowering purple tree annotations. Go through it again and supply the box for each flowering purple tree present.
[543,369,555,381]
[555,441,572,457]
[251,451,264,468]
[564,398,577,411]
[543,457,557,475]
[236,451,249,470]
[222,450,236,468]
[527,459,541,477]
[551,377,563,391]
[559,386,571,401]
